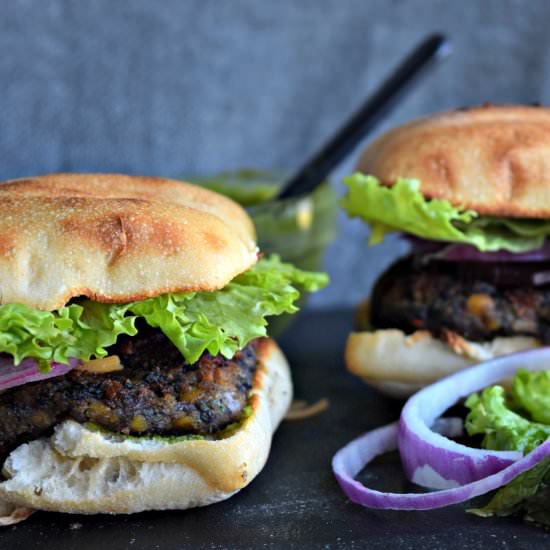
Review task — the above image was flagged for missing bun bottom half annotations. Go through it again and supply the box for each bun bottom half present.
[0,338,292,519]
[346,302,539,398]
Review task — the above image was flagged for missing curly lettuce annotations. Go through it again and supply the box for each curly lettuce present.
[0,301,138,370]
[0,256,328,368]
[512,369,550,424]
[465,384,550,454]
[341,174,550,252]
[465,369,550,525]
[469,457,550,524]
[127,255,328,364]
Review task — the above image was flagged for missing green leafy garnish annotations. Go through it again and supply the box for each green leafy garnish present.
[127,255,328,364]
[465,384,550,453]
[465,369,550,525]
[0,302,138,367]
[0,256,328,367]
[513,369,550,424]
[341,174,550,252]
[469,457,550,523]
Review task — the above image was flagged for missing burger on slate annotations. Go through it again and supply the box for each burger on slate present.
[342,105,550,397]
[0,173,327,523]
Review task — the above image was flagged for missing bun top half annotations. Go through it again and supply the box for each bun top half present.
[0,173,257,310]
[357,105,550,217]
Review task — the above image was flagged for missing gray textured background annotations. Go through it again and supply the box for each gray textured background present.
[2,1,549,307]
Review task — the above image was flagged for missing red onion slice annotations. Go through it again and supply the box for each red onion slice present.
[399,347,550,489]
[0,356,80,391]
[434,243,550,263]
[332,421,550,510]
[404,235,550,263]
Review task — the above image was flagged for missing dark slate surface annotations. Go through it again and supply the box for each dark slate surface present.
[3,1,550,308]
[2,310,549,549]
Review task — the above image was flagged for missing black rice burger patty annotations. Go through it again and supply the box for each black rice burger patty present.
[0,329,258,460]
[370,256,550,342]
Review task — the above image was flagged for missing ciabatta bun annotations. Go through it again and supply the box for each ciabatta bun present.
[358,105,550,217]
[0,174,257,310]
[0,338,291,517]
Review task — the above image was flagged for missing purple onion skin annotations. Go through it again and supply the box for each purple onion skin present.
[437,243,550,263]
[401,236,550,288]
[397,348,550,489]
[333,434,550,510]
[398,419,515,487]
[333,347,550,510]
[403,235,550,263]
[0,357,80,391]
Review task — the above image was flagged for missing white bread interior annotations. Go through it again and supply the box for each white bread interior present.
[0,338,291,517]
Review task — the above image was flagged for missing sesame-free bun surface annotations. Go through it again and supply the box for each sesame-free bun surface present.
[0,174,257,310]
[358,105,550,217]
[0,338,292,517]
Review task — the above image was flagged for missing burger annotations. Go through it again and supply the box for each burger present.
[0,173,327,524]
[342,105,550,397]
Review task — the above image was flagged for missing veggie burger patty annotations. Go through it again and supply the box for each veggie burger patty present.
[0,328,258,461]
[370,256,550,342]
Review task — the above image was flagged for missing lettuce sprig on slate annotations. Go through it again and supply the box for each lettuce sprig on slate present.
[465,369,550,525]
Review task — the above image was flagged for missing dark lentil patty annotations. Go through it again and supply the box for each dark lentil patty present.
[370,256,550,342]
[0,329,258,460]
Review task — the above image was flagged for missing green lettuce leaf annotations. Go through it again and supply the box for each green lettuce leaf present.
[465,385,550,453]
[0,256,328,367]
[465,369,550,526]
[128,255,328,363]
[341,174,550,252]
[513,369,550,424]
[0,302,138,369]
[469,457,550,522]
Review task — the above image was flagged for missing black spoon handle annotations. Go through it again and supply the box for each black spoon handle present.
[277,33,452,200]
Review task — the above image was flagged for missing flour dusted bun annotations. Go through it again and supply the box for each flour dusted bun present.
[0,173,256,247]
[0,174,257,310]
[0,338,291,516]
[358,105,550,217]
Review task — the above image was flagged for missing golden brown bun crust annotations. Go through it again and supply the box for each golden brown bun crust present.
[0,338,292,517]
[0,173,257,310]
[358,105,550,217]
[1,173,256,246]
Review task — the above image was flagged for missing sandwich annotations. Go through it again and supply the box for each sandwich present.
[342,105,550,397]
[0,173,327,524]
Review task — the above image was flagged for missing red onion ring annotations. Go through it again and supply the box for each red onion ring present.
[437,242,550,263]
[332,347,550,511]
[332,422,550,510]
[404,235,550,263]
[0,356,80,391]
[399,347,550,489]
